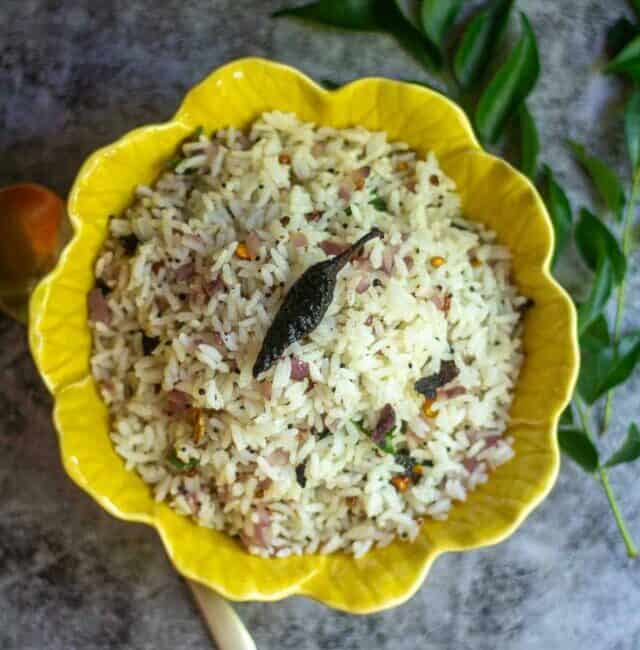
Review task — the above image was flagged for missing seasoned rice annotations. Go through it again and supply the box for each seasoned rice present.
[89,112,524,557]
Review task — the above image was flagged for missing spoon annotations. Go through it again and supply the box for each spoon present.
[0,183,256,650]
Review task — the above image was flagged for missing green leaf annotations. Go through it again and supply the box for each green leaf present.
[388,1,441,71]
[606,17,639,59]
[166,450,199,472]
[517,103,539,179]
[558,428,599,472]
[273,0,380,29]
[475,13,540,144]
[453,0,514,89]
[568,140,626,221]
[605,34,640,81]
[578,330,640,404]
[542,165,572,268]
[625,90,640,172]
[582,313,611,346]
[191,126,205,140]
[394,0,422,29]
[420,0,464,51]
[369,194,387,211]
[382,432,396,454]
[273,1,440,70]
[575,208,626,285]
[577,256,614,336]
[352,418,367,433]
[559,405,575,429]
[605,423,640,468]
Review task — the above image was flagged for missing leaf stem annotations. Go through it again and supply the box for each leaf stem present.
[598,467,639,558]
[575,400,638,557]
[602,169,640,431]
[576,399,593,442]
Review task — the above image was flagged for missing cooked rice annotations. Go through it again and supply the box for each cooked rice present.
[89,112,524,557]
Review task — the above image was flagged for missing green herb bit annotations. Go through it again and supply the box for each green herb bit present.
[369,194,387,211]
[166,449,199,472]
[351,419,366,433]
[353,418,396,453]
[166,157,182,170]
[191,125,205,141]
[381,433,395,454]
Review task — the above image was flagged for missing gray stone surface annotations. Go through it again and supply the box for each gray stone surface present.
[2,0,640,648]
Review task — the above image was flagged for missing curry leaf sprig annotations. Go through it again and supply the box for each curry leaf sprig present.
[274,0,640,555]
[274,0,540,168]
[553,4,640,556]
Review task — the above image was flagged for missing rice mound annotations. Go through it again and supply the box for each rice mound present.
[89,112,525,558]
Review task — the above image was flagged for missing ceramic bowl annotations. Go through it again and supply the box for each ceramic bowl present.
[29,58,578,613]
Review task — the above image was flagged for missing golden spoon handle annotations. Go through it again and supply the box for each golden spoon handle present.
[187,580,257,650]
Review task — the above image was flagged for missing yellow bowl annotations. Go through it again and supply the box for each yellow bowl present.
[28,58,578,613]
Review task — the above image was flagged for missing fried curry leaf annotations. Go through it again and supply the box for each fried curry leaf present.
[141,333,160,356]
[296,462,308,487]
[558,428,600,473]
[119,234,139,255]
[453,0,514,89]
[415,360,459,398]
[475,13,540,144]
[604,423,640,468]
[253,229,383,376]
[568,140,626,221]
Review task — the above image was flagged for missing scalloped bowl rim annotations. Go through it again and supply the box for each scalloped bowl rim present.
[28,57,579,613]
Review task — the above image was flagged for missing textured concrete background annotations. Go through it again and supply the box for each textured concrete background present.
[2,1,640,649]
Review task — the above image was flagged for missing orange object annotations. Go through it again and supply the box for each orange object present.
[0,183,67,321]
[391,475,410,492]
[0,184,65,281]
[412,464,424,476]
[422,399,437,418]
[278,153,291,164]
[235,242,251,260]
[470,257,482,267]
[430,256,445,268]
